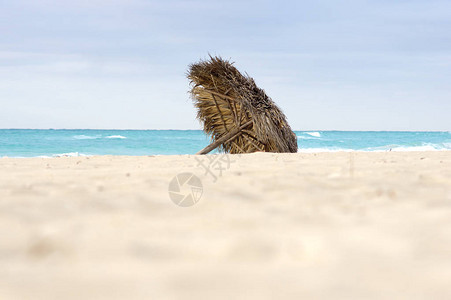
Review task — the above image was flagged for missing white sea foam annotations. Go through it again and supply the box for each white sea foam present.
[388,145,449,152]
[298,143,451,153]
[52,152,87,157]
[105,135,127,139]
[304,131,321,137]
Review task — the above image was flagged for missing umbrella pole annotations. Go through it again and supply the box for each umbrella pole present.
[196,121,252,155]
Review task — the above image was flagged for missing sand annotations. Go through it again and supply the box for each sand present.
[0,151,450,299]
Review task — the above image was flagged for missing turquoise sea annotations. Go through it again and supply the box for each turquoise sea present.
[0,129,450,157]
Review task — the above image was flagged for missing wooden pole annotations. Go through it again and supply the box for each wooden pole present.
[196,120,252,155]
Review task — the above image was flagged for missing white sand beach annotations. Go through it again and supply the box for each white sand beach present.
[0,151,450,299]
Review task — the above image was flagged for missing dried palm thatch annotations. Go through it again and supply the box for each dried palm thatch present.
[188,56,298,155]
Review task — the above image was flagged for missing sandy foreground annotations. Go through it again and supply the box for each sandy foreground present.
[0,152,450,299]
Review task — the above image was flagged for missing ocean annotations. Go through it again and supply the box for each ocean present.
[0,129,450,157]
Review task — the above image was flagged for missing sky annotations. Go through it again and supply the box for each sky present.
[0,0,450,130]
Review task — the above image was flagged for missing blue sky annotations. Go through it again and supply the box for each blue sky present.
[1,0,450,130]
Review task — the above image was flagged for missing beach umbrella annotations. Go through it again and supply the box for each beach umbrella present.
[188,56,298,154]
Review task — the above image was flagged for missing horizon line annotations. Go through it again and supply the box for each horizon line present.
[0,128,449,132]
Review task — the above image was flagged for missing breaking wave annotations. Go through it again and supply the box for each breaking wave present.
[298,142,451,152]
[105,135,127,139]
[304,132,321,137]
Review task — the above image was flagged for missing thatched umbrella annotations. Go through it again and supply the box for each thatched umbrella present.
[188,56,298,155]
